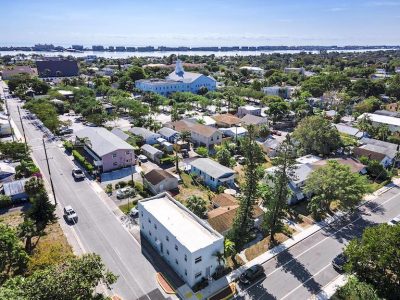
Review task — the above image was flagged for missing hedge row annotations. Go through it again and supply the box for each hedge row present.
[72,150,94,173]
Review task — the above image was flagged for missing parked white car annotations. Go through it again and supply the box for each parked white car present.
[64,205,78,223]
[116,187,135,199]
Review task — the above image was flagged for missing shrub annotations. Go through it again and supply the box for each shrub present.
[0,194,12,209]
[115,181,127,189]
[63,140,73,152]
[72,150,94,174]
[105,184,113,194]
[195,146,209,157]
[136,181,150,197]
[160,156,174,165]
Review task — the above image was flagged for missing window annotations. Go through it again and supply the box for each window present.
[195,272,202,279]
[185,269,187,276]
[126,151,130,155]
[184,254,187,262]
[175,259,179,265]
[148,218,151,223]
[166,235,169,241]
[149,231,152,236]
[195,256,202,264]
[167,250,169,255]
[126,159,130,163]
[112,154,117,158]
[154,224,157,230]
[113,162,118,166]
[141,211,143,217]
[175,244,178,251]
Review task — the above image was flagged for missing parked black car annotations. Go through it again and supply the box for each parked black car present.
[332,253,347,272]
[239,264,265,284]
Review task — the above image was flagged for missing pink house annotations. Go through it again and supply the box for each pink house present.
[75,127,135,173]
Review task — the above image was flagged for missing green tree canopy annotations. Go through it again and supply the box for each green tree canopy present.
[186,195,207,218]
[333,276,379,300]
[304,160,370,218]
[344,224,400,299]
[292,115,341,156]
[0,254,117,300]
[0,224,28,284]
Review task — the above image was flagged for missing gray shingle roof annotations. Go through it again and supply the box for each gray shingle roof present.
[158,127,179,139]
[334,123,366,138]
[111,128,129,141]
[241,114,268,125]
[190,158,235,179]
[76,127,133,157]
[130,127,160,140]
[141,144,163,155]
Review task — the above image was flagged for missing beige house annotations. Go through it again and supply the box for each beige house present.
[143,169,179,194]
[166,119,222,148]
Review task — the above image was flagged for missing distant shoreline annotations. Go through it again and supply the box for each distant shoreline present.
[1,48,399,59]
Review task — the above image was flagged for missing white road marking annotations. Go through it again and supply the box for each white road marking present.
[279,263,332,300]
[239,190,400,297]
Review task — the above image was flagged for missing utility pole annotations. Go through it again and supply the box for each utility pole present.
[4,99,14,141]
[17,106,28,150]
[42,138,57,206]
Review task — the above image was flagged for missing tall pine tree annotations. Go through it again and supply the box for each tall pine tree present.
[228,125,263,250]
[261,135,296,244]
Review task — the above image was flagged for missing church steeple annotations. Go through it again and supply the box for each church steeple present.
[175,59,185,77]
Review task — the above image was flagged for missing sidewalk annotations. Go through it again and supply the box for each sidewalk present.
[179,183,395,300]
[311,275,347,300]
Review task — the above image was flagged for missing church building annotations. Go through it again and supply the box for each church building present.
[135,60,216,96]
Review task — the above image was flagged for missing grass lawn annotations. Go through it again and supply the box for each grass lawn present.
[174,173,213,205]
[369,179,391,192]
[0,210,73,258]
[119,202,137,214]
[244,233,289,261]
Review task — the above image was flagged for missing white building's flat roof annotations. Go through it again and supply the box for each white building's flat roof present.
[359,113,400,127]
[140,194,223,252]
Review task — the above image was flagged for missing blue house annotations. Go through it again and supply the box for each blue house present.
[135,60,216,96]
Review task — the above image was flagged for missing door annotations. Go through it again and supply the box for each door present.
[206,266,211,277]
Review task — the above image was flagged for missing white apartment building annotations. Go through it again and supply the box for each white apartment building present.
[138,193,224,287]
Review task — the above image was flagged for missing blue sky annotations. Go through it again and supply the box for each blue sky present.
[1,0,400,46]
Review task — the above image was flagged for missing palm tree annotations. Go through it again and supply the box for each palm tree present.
[213,251,225,267]
[180,130,191,149]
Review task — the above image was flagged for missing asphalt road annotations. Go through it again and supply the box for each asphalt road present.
[4,94,168,300]
[236,186,400,300]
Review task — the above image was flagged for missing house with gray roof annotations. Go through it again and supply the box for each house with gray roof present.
[158,127,180,143]
[334,123,368,139]
[189,158,235,190]
[241,114,268,127]
[129,127,161,145]
[111,128,129,141]
[140,144,163,164]
[354,139,398,168]
[3,178,29,201]
[75,127,134,173]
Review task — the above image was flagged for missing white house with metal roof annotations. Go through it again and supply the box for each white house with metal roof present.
[138,193,224,287]
[189,158,235,190]
[75,127,134,173]
[135,60,216,96]
[358,113,400,133]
